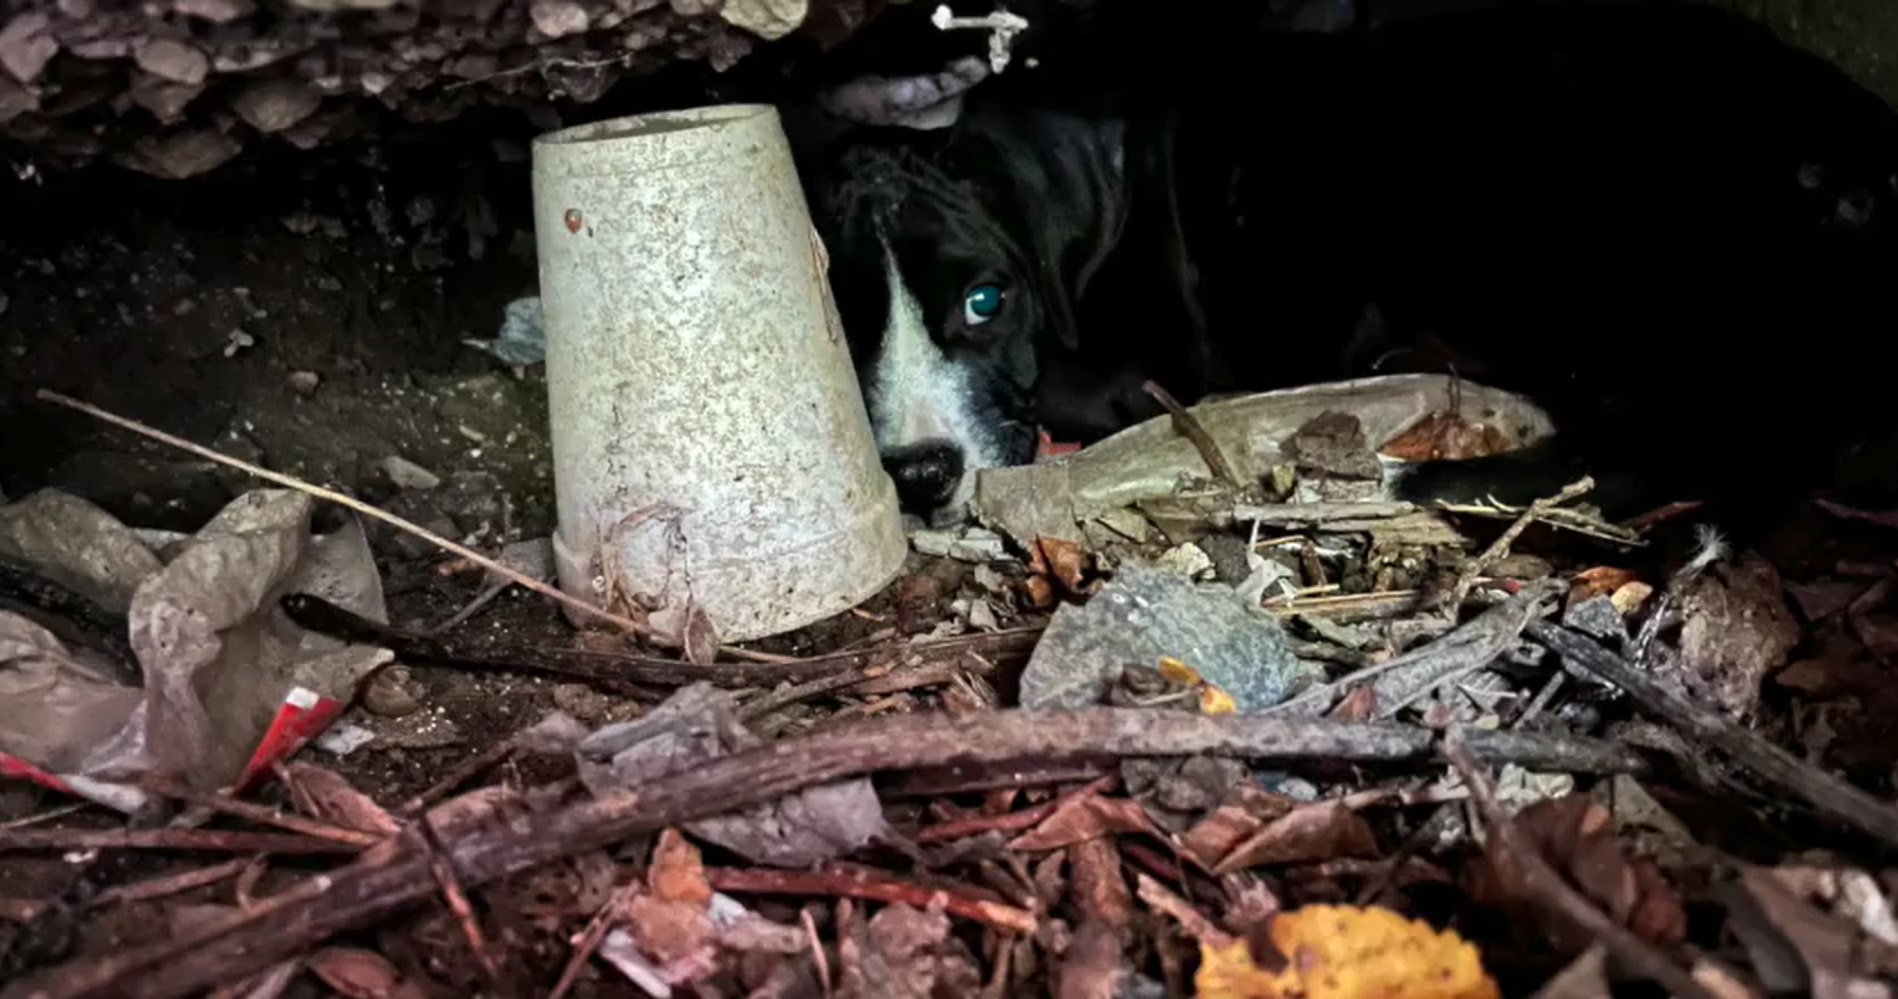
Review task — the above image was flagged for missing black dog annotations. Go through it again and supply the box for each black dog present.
[798,0,1898,541]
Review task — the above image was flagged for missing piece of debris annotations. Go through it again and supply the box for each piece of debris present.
[464,296,547,366]
[0,488,391,808]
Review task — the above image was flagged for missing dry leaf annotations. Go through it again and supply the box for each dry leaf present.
[1473,795,1686,950]
[1328,684,1378,722]
[1379,410,1512,462]
[1037,536,1093,595]
[624,891,715,970]
[650,828,711,905]
[1180,786,1299,871]
[1569,566,1640,604]
[306,947,427,999]
[1010,792,1165,852]
[1195,903,1500,999]
[282,762,399,837]
[1212,801,1378,875]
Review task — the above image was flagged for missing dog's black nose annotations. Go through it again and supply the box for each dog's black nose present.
[883,441,965,511]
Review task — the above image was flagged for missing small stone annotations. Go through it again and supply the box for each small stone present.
[909,528,955,558]
[362,667,422,717]
[1153,543,1215,581]
[174,0,254,22]
[222,328,254,357]
[288,371,320,395]
[381,455,441,491]
[0,13,58,84]
[947,527,1007,562]
[134,37,210,86]
[530,0,589,38]
[552,683,615,723]
[1562,594,1629,645]
[230,79,321,133]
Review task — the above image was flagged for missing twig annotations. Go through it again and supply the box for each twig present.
[1231,502,1418,527]
[801,908,831,999]
[85,858,252,910]
[1261,589,1423,622]
[1133,871,1231,948]
[0,828,361,856]
[547,876,641,999]
[415,816,501,985]
[737,669,889,722]
[1446,476,1593,610]
[284,592,1037,691]
[1265,581,1558,718]
[1526,619,1898,849]
[1,709,1648,999]
[1442,727,1718,999]
[707,864,1036,934]
[396,742,519,818]
[914,775,1117,845]
[1142,380,1243,490]
[142,779,384,848]
[425,577,511,636]
[32,389,792,665]
[0,803,87,830]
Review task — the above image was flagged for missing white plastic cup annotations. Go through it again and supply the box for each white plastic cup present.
[533,105,907,643]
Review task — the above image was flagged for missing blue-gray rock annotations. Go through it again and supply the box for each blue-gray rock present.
[1020,563,1319,713]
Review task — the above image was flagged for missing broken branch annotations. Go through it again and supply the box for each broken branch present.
[1526,618,1898,849]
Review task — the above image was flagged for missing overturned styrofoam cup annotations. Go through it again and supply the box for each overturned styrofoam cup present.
[533,105,906,643]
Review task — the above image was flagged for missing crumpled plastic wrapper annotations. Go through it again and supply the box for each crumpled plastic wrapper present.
[0,488,392,808]
[972,373,1553,547]
[521,683,894,867]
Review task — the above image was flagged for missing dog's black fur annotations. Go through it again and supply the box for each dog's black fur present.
[798,0,1898,541]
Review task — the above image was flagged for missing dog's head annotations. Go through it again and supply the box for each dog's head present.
[805,108,1133,524]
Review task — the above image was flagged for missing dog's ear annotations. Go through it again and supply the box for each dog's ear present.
[977,114,1132,351]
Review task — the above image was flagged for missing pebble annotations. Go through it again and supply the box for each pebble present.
[288,370,321,395]
[362,666,423,717]
[381,455,442,491]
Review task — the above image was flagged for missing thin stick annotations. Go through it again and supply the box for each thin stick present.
[34,389,791,665]
[1446,476,1593,610]
[0,827,361,856]
[706,865,1036,934]
[85,858,252,910]
[142,778,384,848]
[547,877,640,999]
[416,816,501,985]
[1142,380,1243,489]
[1442,727,1718,999]
[396,742,520,817]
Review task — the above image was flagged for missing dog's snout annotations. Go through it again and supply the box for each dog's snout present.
[883,441,965,511]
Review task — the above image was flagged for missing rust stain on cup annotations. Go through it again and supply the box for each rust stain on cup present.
[564,208,583,233]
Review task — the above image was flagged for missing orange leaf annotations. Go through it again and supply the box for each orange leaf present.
[1570,566,1640,603]
[1379,411,1512,463]
[1195,904,1500,999]
[649,828,710,905]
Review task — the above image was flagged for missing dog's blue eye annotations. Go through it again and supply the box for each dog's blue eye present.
[963,284,1004,325]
